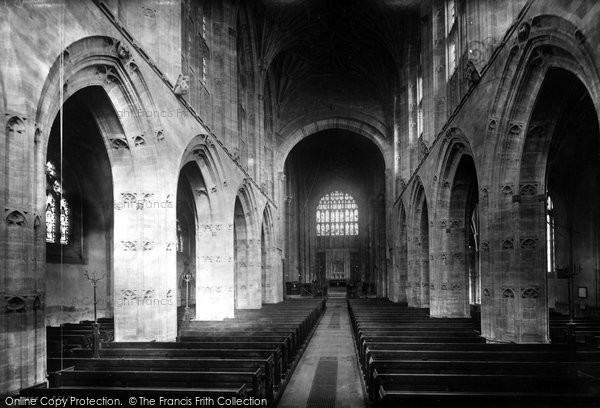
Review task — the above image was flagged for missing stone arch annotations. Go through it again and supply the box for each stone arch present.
[516,69,598,335]
[483,16,600,342]
[431,132,479,318]
[260,204,278,304]
[233,183,261,309]
[488,15,600,190]
[406,177,430,309]
[34,35,176,341]
[36,36,165,161]
[281,129,386,293]
[179,135,233,321]
[43,87,116,326]
[390,202,408,304]
[180,133,229,219]
[175,162,201,328]
[276,115,391,173]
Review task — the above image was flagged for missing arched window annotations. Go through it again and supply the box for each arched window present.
[445,0,457,78]
[546,194,555,274]
[416,63,423,138]
[316,191,358,236]
[45,161,71,245]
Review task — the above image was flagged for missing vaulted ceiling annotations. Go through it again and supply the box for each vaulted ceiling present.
[241,0,420,109]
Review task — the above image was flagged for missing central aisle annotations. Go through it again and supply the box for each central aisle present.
[277,298,367,408]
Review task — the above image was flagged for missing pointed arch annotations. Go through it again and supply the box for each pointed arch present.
[432,132,479,318]
[180,134,232,321]
[406,177,430,309]
[390,201,408,304]
[233,183,261,309]
[260,203,278,303]
[483,15,600,342]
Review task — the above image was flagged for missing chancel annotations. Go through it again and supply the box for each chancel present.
[1,0,600,406]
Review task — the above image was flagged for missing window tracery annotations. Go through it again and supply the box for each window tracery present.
[45,160,70,245]
[316,191,358,236]
[446,0,457,78]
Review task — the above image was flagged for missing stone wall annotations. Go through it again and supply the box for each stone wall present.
[2,0,600,396]
[395,0,600,343]
[0,0,281,396]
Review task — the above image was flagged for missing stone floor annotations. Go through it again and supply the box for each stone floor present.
[277,298,367,408]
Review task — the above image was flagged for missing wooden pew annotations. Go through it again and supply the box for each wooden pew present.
[181,328,300,350]
[47,357,275,401]
[37,298,326,405]
[348,299,600,407]
[92,347,283,383]
[376,387,599,407]
[176,333,293,367]
[360,342,568,367]
[21,383,248,400]
[49,367,267,399]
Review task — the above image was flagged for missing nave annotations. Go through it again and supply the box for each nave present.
[3,0,600,404]
[278,298,365,408]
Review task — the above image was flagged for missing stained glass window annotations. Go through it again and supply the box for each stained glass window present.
[59,198,70,245]
[316,191,358,237]
[46,194,56,243]
[45,160,70,245]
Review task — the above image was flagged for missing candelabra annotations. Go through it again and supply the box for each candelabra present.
[83,270,105,358]
[181,268,194,331]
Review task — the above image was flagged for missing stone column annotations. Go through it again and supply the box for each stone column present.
[243,237,262,308]
[483,178,548,343]
[1,116,45,395]
[195,217,235,320]
[444,219,470,317]
[113,190,177,341]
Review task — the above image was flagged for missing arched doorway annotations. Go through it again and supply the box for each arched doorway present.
[44,87,114,326]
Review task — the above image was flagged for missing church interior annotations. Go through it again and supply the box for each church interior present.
[1,0,600,406]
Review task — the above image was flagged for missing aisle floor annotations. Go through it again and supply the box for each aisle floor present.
[277,298,367,408]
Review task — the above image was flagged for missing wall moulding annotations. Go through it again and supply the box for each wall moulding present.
[501,239,514,250]
[5,209,28,227]
[519,183,538,196]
